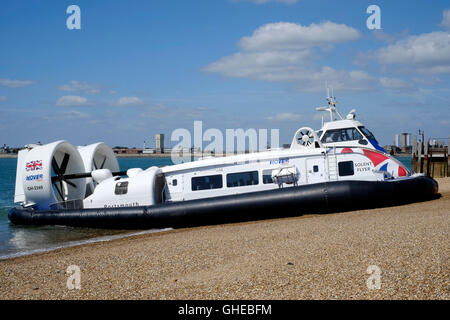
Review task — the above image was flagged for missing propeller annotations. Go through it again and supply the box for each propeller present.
[51,153,126,201]
[51,153,76,201]
[297,129,315,147]
[89,155,108,196]
[93,155,107,170]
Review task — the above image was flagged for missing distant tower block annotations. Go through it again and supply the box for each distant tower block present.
[399,133,407,148]
[155,134,165,153]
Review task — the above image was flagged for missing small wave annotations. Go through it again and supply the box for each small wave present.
[0,228,172,260]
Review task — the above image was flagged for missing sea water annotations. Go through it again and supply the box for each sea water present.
[0,156,413,259]
[0,157,173,259]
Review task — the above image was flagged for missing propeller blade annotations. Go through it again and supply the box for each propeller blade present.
[59,180,64,199]
[65,179,77,188]
[54,183,64,200]
[100,156,107,169]
[52,157,61,175]
[60,153,70,174]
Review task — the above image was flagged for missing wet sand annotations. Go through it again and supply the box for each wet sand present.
[0,178,448,300]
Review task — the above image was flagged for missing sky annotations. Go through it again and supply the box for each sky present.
[0,0,449,149]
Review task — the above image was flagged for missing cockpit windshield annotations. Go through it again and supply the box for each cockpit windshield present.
[359,126,377,142]
[321,127,363,143]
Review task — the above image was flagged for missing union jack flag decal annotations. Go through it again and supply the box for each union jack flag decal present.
[25,160,43,171]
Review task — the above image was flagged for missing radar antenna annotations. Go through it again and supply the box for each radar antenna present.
[315,85,343,124]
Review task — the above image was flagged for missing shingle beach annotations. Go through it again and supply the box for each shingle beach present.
[1,178,448,300]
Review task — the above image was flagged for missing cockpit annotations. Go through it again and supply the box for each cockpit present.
[318,126,378,144]
[311,94,386,153]
[317,124,384,152]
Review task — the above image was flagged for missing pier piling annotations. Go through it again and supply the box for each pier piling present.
[412,135,449,178]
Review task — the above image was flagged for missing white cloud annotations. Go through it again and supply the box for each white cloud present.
[411,77,441,85]
[56,95,89,107]
[238,21,360,52]
[375,31,450,74]
[379,77,414,90]
[43,110,90,121]
[203,21,368,92]
[441,9,450,29]
[58,80,100,94]
[115,96,144,106]
[206,55,376,92]
[266,112,301,121]
[0,78,34,88]
[372,29,409,44]
[293,67,378,92]
[204,50,312,81]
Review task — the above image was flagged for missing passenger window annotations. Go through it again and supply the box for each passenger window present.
[313,165,319,173]
[191,175,223,191]
[115,181,129,195]
[172,179,177,186]
[262,169,274,184]
[321,128,363,143]
[338,161,354,176]
[351,128,363,140]
[359,126,378,143]
[227,171,259,187]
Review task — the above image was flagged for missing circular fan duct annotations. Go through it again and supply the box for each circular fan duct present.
[22,141,86,210]
[290,127,323,149]
[78,143,119,197]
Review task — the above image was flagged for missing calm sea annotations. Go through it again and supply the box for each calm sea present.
[0,156,413,259]
[0,157,173,259]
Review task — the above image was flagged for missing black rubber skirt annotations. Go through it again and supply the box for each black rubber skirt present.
[9,175,438,229]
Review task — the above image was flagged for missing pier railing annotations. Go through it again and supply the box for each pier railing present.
[412,136,449,178]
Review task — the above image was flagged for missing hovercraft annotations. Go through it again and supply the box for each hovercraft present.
[9,96,439,229]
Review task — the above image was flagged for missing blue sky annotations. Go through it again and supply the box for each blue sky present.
[1,0,449,148]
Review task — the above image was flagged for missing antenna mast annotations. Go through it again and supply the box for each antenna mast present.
[316,85,343,122]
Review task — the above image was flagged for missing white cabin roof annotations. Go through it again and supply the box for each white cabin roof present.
[161,147,324,174]
[320,119,364,131]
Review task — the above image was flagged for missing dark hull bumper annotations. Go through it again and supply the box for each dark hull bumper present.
[9,176,439,229]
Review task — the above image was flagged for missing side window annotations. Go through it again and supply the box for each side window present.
[359,126,377,142]
[321,128,364,143]
[115,181,129,195]
[262,169,274,184]
[227,171,259,187]
[191,175,223,191]
[313,165,319,173]
[172,179,177,186]
[352,128,363,140]
[322,129,341,143]
[338,161,354,176]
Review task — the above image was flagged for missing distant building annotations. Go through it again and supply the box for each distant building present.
[155,134,165,153]
[383,145,401,155]
[394,133,414,148]
[0,144,9,154]
[142,148,155,154]
[394,133,415,153]
[113,148,143,155]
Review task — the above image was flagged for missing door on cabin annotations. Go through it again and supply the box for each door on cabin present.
[306,158,325,184]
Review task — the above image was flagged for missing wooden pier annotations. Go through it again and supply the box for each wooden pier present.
[412,135,449,178]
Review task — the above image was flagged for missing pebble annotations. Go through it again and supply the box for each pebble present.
[0,177,448,300]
